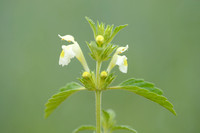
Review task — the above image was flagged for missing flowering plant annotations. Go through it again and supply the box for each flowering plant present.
[44,17,176,133]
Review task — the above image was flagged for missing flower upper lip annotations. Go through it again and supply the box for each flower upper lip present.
[116,45,128,54]
[58,34,75,43]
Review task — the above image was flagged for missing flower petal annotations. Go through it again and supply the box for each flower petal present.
[59,45,76,67]
[116,55,128,73]
[58,34,75,43]
[116,45,128,54]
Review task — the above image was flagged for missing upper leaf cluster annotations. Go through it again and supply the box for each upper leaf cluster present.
[86,17,128,46]
[85,17,127,62]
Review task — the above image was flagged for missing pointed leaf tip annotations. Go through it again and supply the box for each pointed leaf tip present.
[73,125,96,133]
[44,82,85,118]
[109,78,176,115]
[112,125,137,133]
[85,17,97,38]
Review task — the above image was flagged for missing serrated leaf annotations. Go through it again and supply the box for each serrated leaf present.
[106,24,128,44]
[85,17,97,38]
[60,82,83,92]
[120,78,163,95]
[45,82,85,118]
[73,125,96,133]
[109,78,176,115]
[112,125,137,133]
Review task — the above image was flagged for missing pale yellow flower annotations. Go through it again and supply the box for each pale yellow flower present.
[58,34,89,72]
[107,45,128,73]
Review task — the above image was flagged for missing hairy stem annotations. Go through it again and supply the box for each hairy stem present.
[96,61,102,89]
[96,61,102,133]
[96,90,102,133]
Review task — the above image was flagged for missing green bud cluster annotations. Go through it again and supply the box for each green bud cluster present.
[86,17,128,62]
[80,71,115,91]
[79,71,96,91]
[100,71,115,90]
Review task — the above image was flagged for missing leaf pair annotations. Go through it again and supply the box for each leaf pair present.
[73,109,137,133]
[73,125,137,133]
[45,78,176,118]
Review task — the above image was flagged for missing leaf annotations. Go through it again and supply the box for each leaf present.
[106,24,128,44]
[112,125,137,133]
[120,78,163,95]
[100,44,117,61]
[100,73,116,90]
[45,82,85,118]
[97,21,105,35]
[109,78,176,115]
[104,24,114,41]
[102,109,116,128]
[85,17,97,38]
[73,125,96,133]
[60,82,84,92]
[102,110,110,124]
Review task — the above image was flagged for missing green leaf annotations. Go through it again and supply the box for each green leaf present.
[106,24,128,44]
[112,125,137,133]
[102,110,110,123]
[104,25,114,41]
[100,73,116,90]
[100,44,117,61]
[73,125,96,133]
[97,21,105,35]
[102,109,116,128]
[60,82,84,92]
[86,41,104,61]
[109,78,176,115]
[45,82,85,118]
[120,78,163,95]
[85,17,97,38]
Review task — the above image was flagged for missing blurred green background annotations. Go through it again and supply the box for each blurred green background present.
[1,0,200,132]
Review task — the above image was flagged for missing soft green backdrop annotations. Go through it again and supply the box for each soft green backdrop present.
[0,0,199,133]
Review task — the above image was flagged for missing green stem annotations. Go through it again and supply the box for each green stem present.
[96,61,101,89]
[95,90,102,133]
[96,61,102,133]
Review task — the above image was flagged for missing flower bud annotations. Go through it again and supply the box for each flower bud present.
[96,35,104,46]
[82,72,91,79]
[100,71,108,79]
